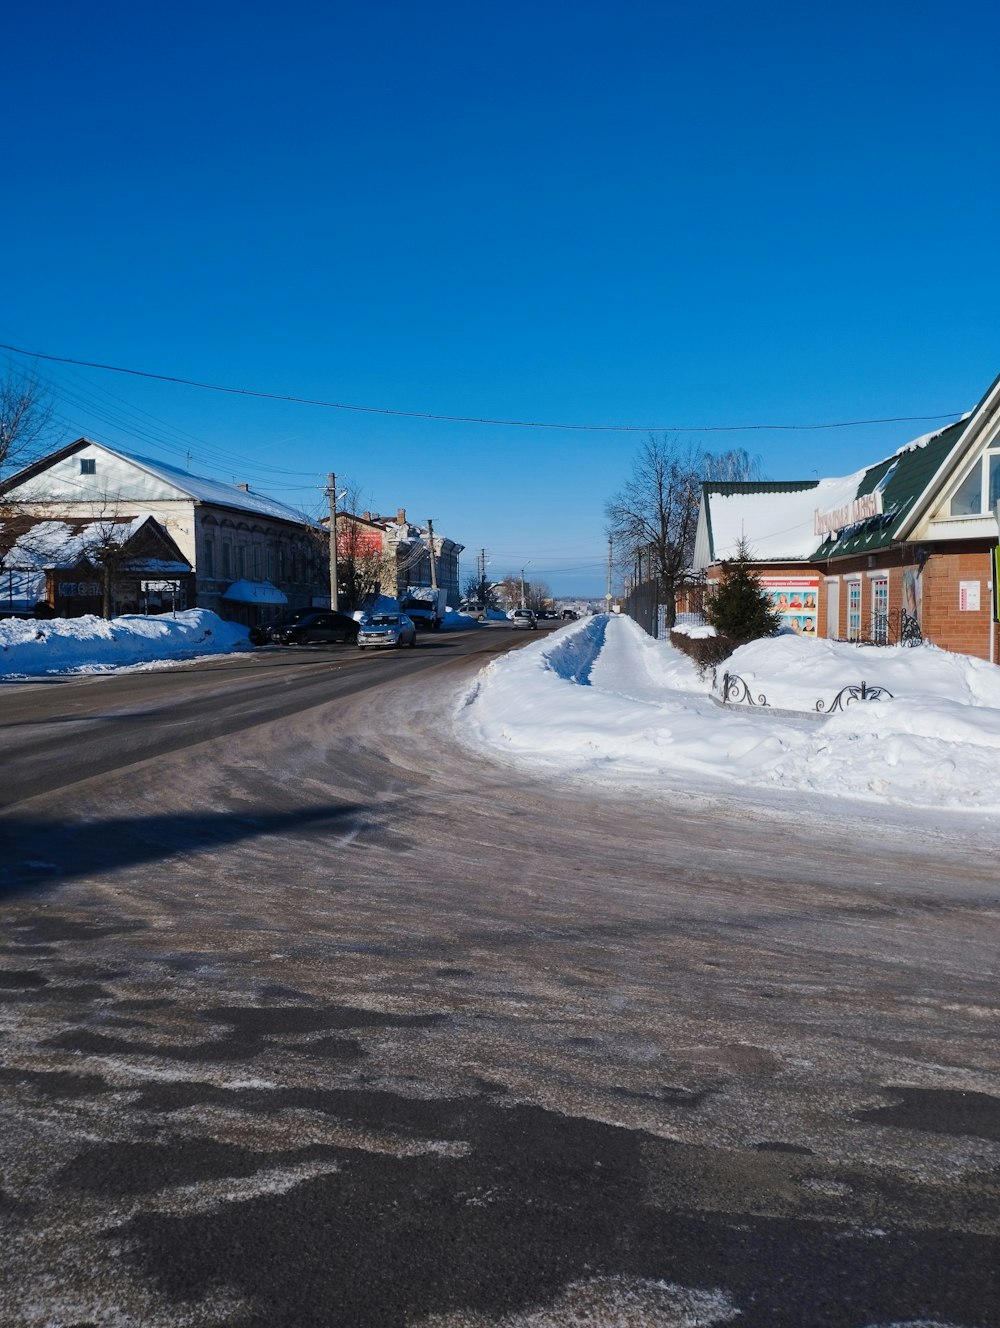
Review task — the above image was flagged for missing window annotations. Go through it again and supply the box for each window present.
[80,458,96,475]
[222,541,233,579]
[949,447,1000,517]
[203,537,215,578]
[847,580,862,641]
[870,575,888,644]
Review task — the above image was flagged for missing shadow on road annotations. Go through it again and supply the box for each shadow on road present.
[0,802,369,899]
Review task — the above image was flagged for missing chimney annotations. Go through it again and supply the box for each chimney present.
[363,511,371,522]
[397,507,406,524]
[236,482,250,491]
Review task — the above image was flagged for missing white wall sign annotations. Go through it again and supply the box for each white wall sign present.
[959,581,980,611]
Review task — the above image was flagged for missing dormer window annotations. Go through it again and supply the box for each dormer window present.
[949,447,1000,517]
[80,458,96,475]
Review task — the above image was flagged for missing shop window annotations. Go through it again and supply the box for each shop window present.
[847,580,861,641]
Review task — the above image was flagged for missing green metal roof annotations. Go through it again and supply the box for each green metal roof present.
[811,420,965,559]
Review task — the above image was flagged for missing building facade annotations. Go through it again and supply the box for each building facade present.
[2,440,327,625]
[693,373,1000,663]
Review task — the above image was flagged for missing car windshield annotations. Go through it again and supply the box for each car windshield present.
[367,614,399,626]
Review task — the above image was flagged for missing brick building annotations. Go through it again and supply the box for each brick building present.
[693,373,1000,663]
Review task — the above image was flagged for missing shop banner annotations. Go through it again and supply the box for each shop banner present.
[760,576,819,636]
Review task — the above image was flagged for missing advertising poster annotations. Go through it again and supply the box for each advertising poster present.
[760,576,819,636]
[903,567,922,626]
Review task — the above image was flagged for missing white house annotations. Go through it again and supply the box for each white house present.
[1,440,327,624]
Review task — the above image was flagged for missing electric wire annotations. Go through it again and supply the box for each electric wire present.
[1,341,963,435]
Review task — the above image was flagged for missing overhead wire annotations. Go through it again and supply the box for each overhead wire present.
[0,341,964,435]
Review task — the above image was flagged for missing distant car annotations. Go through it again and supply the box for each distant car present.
[248,608,317,646]
[357,612,417,649]
[268,611,360,645]
[560,609,578,620]
[509,608,537,630]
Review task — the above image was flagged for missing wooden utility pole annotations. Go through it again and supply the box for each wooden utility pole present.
[327,472,339,611]
[606,536,613,613]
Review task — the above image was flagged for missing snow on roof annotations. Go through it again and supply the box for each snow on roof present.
[891,414,971,457]
[97,445,318,526]
[707,471,866,562]
[1,515,152,569]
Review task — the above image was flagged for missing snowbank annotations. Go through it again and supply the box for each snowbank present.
[0,610,250,677]
[457,614,1000,812]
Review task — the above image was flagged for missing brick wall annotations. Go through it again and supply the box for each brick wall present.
[921,549,998,662]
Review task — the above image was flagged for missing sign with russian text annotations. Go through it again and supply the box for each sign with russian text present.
[813,492,882,536]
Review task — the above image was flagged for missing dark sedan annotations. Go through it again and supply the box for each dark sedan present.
[267,611,360,645]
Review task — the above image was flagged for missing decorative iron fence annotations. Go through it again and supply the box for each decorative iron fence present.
[716,671,894,714]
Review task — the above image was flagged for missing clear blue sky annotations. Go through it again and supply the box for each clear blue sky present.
[3,1,998,596]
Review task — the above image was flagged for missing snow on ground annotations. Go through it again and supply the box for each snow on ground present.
[457,614,1000,814]
[7,606,1000,817]
[0,610,250,677]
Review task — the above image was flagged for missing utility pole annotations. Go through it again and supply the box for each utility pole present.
[520,561,530,609]
[426,518,438,590]
[326,472,339,611]
[606,536,613,614]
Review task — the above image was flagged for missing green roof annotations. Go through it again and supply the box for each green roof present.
[811,420,965,559]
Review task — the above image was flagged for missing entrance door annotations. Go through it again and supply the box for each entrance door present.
[825,578,840,639]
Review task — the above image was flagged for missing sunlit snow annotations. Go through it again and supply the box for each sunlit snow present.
[457,614,1000,813]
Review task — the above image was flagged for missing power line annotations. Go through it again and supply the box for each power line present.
[0,341,963,435]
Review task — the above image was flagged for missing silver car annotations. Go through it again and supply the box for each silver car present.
[357,612,418,649]
[509,608,537,630]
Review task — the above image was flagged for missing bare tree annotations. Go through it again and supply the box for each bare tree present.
[496,575,521,610]
[525,579,551,612]
[0,368,56,485]
[605,436,705,629]
[702,447,764,483]
[606,438,766,628]
[329,482,400,612]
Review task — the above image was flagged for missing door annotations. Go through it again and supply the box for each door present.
[825,579,840,640]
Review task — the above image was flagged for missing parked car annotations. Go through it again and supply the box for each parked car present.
[357,612,417,649]
[268,611,360,645]
[248,608,317,646]
[509,608,537,630]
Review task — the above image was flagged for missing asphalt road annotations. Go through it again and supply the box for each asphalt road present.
[1,623,998,1327]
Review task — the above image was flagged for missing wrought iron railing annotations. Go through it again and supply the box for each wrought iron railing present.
[718,672,769,707]
[716,671,894,714]
[816,682,894,713]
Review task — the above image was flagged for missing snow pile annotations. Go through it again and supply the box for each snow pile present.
[457,614,1000,811]
[0,610,250,677]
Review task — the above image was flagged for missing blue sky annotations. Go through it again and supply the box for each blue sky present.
[3,1,998,596]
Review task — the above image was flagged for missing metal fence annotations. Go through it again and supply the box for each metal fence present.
[620,579,660,637]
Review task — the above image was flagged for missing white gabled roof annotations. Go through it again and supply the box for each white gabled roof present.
[696,472,866,566]
[97,445,317,525]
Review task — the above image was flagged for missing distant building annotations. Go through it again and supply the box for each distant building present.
[334,508,463,605]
